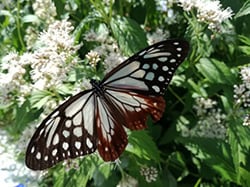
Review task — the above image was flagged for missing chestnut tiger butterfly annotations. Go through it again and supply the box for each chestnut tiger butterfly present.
[26,39,189,170]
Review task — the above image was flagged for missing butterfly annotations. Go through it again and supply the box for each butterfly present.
[26,39,189,170]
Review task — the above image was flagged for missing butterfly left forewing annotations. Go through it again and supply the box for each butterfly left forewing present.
[26,90,97,170]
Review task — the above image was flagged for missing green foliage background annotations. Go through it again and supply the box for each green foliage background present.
[0,0,250,186]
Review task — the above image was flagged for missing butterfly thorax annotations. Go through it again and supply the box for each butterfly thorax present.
[90,79,104,97]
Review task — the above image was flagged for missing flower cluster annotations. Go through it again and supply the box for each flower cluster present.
[147,28,170,45]
[84,29,126,74]
[85,50,101,68]
[181,97,227,139]
[0,20,80,106]
[234,66,250,126]
[140,166,158,183]
[243,114,250,126]
[234,66,250,108]
[177,0,233,30]
[32,0,57,24]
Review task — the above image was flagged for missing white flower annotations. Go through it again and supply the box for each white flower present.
[181,97,227,139]
[147,28,170,45]
[0,20,80,106]
[243,114,250,126]
[241,66,250,84]
[30,20,79,90]
[178,0,233,30]
[86,50,101,67]
[32,0,57,24]
[72,79,92,95]
[140,166,158,183]
[104,52,125,74]
[84,29,108,43]
[234,66,250,108]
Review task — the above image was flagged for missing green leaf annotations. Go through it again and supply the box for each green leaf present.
[110,16,148,56]
[30,90,51,109]
[235,0,250,18]
[22,14,40,23]
[7,101,41,138]
[93,164,112,186]
[127,130,160,162]
[196,58,236,85]
[238,35,250,55]
[187,78,208,97]
[228,119,250,186]
[178,137,237,182]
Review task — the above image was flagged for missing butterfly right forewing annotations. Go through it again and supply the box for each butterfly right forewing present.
[102,39,189,95]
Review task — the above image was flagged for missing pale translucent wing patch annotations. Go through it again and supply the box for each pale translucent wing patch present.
[105,89,166,130]
[95,97,128,161]
[25,90,97,170]
[102,39,189,95]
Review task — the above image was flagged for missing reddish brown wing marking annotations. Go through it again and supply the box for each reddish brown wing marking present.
[95,96,128,161]
[95,90,165,161]
[106,90,166,130]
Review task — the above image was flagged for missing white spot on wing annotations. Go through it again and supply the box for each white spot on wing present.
[158,57,168,62]
[131,69,146,78]
[36,152,41,160]
[158,76,165,82]
[152,63,158,70]
[62,130,70,138]
[145,72,155,80]
[31,146,35,153]
[162,66,169,71]
[86,137,93,149]
[170,59,176,63]
[62,142,69,150]
[142,64,150,69]
[53,133,59,145]
[75,141,81,149]
[73,127,82,137]
[152,85,160,93]
[65,120,71,128]
[52,149,57,156]
[73,112,82,126]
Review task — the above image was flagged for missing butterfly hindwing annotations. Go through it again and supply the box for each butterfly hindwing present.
[25,90,97,170]
[95,96,128,161]
[105,89,166,130]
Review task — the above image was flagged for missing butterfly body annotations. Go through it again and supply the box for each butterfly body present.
[26,39,189,170]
